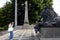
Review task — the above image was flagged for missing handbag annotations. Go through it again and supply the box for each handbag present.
[8,27,13,32]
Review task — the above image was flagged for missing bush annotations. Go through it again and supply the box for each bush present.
[0,27,4,31]
[4,25,8,30]
[0,25,8,31]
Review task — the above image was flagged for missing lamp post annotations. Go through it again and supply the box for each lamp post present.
[15,0,17,27]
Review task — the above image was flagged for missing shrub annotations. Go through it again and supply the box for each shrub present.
[0,25,8,31]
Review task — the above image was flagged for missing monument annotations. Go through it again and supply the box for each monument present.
[39,7,60,27]
[37,7,60,38]
[15,0,29,29]
[23,1,29,29]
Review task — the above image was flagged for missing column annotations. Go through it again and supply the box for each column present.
[15,0,17,27]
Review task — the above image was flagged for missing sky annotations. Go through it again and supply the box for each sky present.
[0,0,60,16]
[52,0,60,16]
[0,0,10,8]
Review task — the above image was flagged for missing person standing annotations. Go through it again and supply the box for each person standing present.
[34,21,39,34]
[34,21,40,34]
[8,21,14,40]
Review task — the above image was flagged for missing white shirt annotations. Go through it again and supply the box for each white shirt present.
[8,24,13,32]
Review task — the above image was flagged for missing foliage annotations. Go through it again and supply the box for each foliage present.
[0,25,8,30]
[0,1,14,30]
[29,0,53,23]
[0,0,53,29]
[10,0,53,24]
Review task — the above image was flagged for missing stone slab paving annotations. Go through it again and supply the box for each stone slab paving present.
[0,29,25,40]
[0,29,39,40]
[1,25,60,40]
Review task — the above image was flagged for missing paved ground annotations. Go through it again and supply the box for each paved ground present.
[0,25,60,40]
[0,29,40,40]
[1,28,60,40]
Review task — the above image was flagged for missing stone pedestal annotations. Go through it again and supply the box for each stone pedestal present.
[41,28,60,38]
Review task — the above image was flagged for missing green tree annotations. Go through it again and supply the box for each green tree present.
[0,0,53,26]
[0,1,14,27]
[10,0,53,24]
[29,0,53,23]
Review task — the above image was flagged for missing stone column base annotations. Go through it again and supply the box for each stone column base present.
[23,24,29,29]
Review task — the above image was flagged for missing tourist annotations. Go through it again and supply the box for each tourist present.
[8,21,14,40]
[34,21,40,34]
[34,25,38,34]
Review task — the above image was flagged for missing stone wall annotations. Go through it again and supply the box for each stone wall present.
[41,28,60,38]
